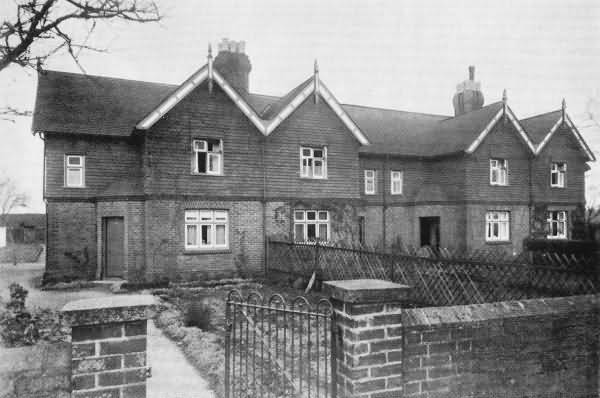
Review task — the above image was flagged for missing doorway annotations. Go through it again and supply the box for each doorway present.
[103,217,125,278]
[420,217,440,248]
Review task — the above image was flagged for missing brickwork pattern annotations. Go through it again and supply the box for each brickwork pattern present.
[333,300,406,398]
[70,320,148,398]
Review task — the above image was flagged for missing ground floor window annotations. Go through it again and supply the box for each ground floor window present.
[485,211,510,242]
[293,210,329,242]
[547,210,567,239]
[185,210,228,249]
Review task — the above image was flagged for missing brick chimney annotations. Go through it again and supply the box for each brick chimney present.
[452,65,484,116]
[213,38,252,93]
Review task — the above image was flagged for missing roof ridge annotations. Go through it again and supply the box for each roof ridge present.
[342,102,450,118]
[520,109,562,121]
[42,69,178,88]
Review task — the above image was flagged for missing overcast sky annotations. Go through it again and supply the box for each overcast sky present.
[1,0,599,213]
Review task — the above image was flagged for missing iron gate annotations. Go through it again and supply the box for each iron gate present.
[225,290,337,398]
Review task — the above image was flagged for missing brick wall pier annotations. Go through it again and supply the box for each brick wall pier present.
[61,295,156,398]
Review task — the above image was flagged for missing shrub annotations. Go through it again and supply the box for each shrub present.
[524,238,599,255]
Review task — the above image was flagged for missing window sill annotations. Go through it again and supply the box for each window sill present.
[546,236,567,240]
[63,186,86,189]
[299,176,328,180]
[550,186,565,189]
[485,241,511,245]
[183,249,231,255]
[489,184,508,187]
[190,172,223,177]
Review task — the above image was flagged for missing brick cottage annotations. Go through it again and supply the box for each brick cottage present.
[31,39,595,282]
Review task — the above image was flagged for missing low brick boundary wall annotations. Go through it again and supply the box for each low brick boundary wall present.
[324,279,599,398]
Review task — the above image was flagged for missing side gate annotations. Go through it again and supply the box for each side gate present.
[225,290,337,398]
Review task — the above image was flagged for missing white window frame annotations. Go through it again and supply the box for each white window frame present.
[485,211,510,242]
[293,210,329,242]
[184,210,229,250]
[547,210,567,239]
[489,158,508,186]
[300,146,327,179]
[550,162,566,188]
[65,155,85,188]
[390,171,403,195]
[364,170,376,195]
[192,139,223,175]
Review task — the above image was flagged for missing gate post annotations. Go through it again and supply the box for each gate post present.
[61,295,156,398]
[324,279,410,398]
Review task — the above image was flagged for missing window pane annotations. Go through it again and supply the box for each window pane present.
[307,211,316,220]
[318,224,328,240]
[197,152,207,173]
[185,210,199,221]
[491,169,498,183]
[193,140,207,152]
[199,211,213,221]
[208,153,220,173]
[214,211,227,221]
[314,160,323,176]
[294,211,305,221]
[307,224,316,240]
[66,169,82,186]
[201,225,211,245]
[492,223,499,237]
[67,156,81,166]
[215,225,226,245]
[318,211,328,220]
[302,148,311,156]
[313,149,323,158]
[294,224,304,241]
[186,225,197,246]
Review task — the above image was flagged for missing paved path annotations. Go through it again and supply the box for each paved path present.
[147,321,214,398]
[0,261,215,398]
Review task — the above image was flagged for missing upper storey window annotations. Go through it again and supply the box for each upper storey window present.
[390,171,403,195]
[490,158,508,186]
[550,162,566,188]
[193,139,222,175]
[300,147,327,179]
[65,155,85,187]
[364,170,376,194]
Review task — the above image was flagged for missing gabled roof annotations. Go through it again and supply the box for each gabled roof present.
[32,69,594,160]
[134,64,370,145]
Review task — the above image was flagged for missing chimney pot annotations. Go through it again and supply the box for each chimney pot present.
[214,38,252,93]
[469,65,475,81]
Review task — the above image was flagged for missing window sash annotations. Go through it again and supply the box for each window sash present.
[490,159,507,185]
[547,211,567,238]
[485,211,510,241]
[391,171,403,194]
[365,170,376,194]
[193,139,223,174]
[300,146,327,178]
[550,163,566,187]
[65,155,84,187]
[185,210,228,249]
[293,210,329,242]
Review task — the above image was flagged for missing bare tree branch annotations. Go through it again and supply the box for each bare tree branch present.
[0,0,161,73]
[0,106,33,123]
[0,177,28,221]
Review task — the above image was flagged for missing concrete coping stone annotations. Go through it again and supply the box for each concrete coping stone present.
[61,294,157,326]
[323,279,411,304]
[403,294,599,327]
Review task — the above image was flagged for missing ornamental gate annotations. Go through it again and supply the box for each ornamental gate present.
[225,290,337,398]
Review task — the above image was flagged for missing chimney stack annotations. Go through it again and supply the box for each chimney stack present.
[213,38,252,93]
[452,65,484,116]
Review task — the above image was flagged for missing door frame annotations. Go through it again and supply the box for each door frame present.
[102,216,125,278]
[419,216,441,248]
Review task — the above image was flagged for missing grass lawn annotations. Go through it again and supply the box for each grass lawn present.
[152,278,333,398]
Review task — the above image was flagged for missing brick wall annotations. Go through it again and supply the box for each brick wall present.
[46,201,97,281]
[465,204,529,253]
[0,342,71,398]
[401,295,599,398]
[144,199,264,281]
[326,280,599,398]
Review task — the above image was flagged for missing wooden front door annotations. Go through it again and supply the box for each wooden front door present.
[103,217,125,278]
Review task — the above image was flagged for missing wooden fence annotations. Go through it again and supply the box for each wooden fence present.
[266,240,599,307]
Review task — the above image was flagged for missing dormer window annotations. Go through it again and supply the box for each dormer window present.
[300,146,327,179]
[490,158,508,186]
[193,139,223,175]
[65,155,85,187]
[550,162,566,188]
